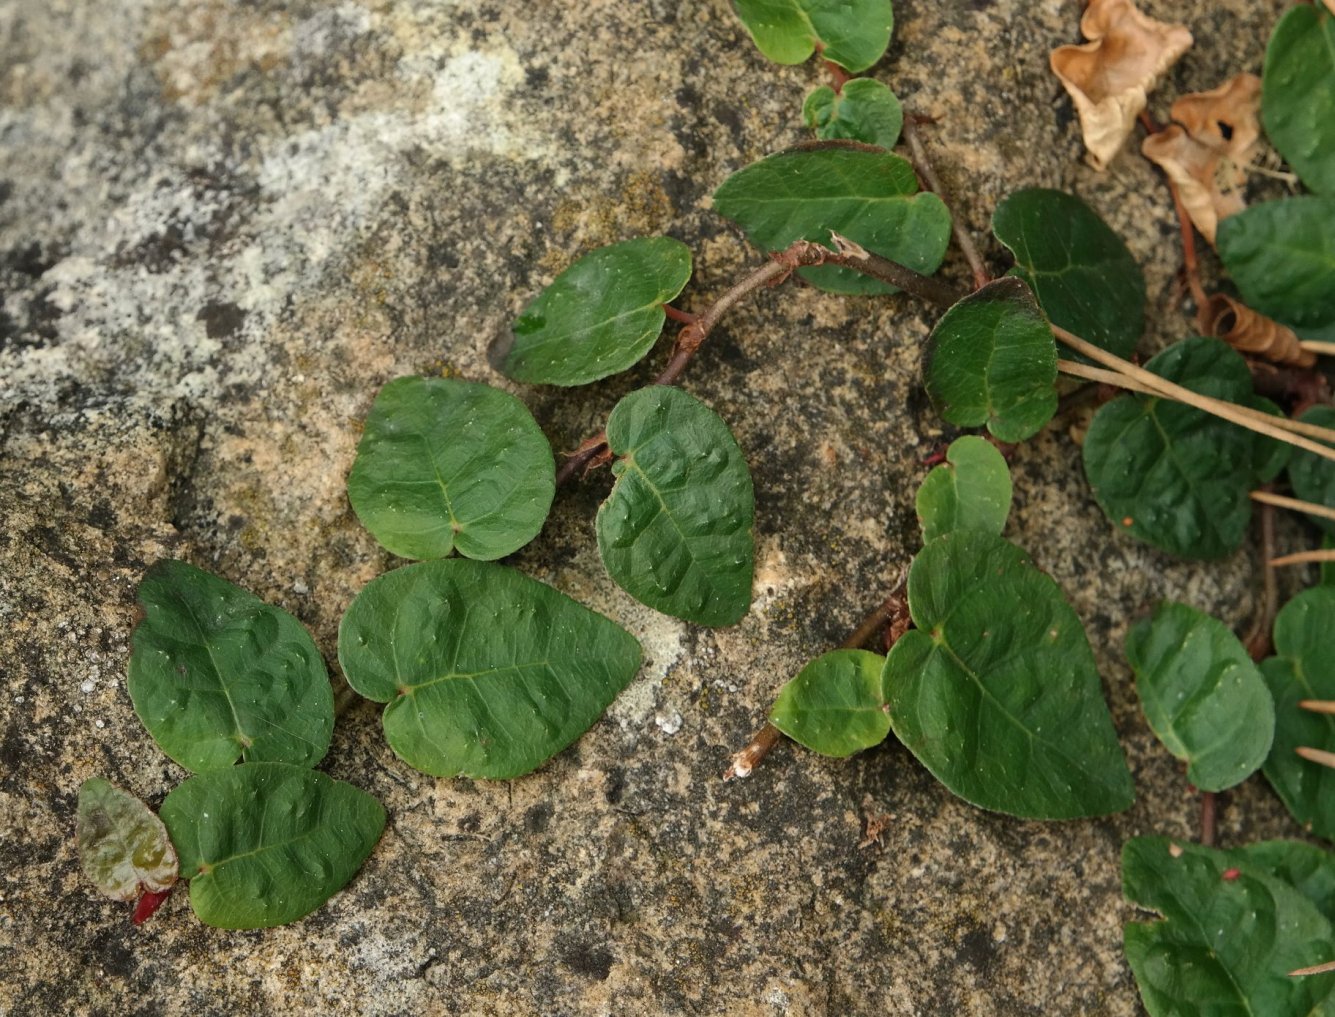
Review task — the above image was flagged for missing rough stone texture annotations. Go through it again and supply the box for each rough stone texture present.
[0,1,1319,1014]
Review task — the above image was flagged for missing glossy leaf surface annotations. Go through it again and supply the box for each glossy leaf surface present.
[1083,338,1258,559]
[923,278,1057,442]
[1218,197,1335,341]
[1238,840,1335,921]
[339,559,642,778]
[1123,837,1335,1017]
[713,148,950,295]
[347,376,555,561]
[1288,405,1335,535]
[598,386,754,627]
[731,0,893,73]
[161,763,385,930]
[769,649,890,756]
[1262,587,1335,842]
[884,530,1134,819]
[502,237,692,386]
[77,778,178,902]
[1262,5,1335,195]
[992,188,1145,360]
[915,435,1012,543]
[803,79,902,148]
[1125,601,1273,792]
[128,560,333,772]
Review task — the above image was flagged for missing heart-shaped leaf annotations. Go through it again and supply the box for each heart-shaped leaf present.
[769,649,889,756]
[160,763,385,930]
[1218,196,1335,341]
[1262,4,1335,195]
[128,560,334,772]
[338,559,642,778]
[992,188,1145,360]
[884,530,1134,819]
[77,778,178,902]
[500,237,693,386]
[347,376,556,561]
[1123,837,1335,1017]
[731,0,894,73]
[923,277,1057,442]
[803,79,903,148]
[1262,587,1335,842]
[915,435,1012,543]
[1082,337,1259,559]
[713,147,950,295]
[1287,405,1335,535]
[598,386,755,627]
[1125,601,1274,792]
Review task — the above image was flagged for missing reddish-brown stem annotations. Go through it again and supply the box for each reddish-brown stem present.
[901,115,990,291]
[1245,498,1278,661]
[557,240,962,486]
[822,59,851,91]
[723,723,781,781]
[662,304,698,325]
[1168,181,1208,310]
[1138,111,1208,310]
[1200,791,1217,848]
[841,598,895,652]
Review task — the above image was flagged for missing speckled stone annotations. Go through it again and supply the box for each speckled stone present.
[0,1,1315,1014]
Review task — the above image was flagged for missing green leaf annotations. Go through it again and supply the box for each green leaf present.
[1237,840,1335,922]
[1262,587,1335,842]
[769,649,890,756]
[991,188,1146,360]
[712,147,950,295]
[883,530,1134,819]
[598,386,755,627]
[731,0,893,73]
[338,559,643,778]
[1082,338,1259,559]
[346,376,555,561]
[1288,405,1335,535]
[915,435,1012,543]
[1262,4,1335,195]
[128,560,334,773]
[160,763,385,930]
[77,778,178,902]
[1123,837,1335,1017]
[1125,601,1274,792]
[923,277,1057,442]
[501,237,692,386]
[802,79,903,148]
[1218,196,1335,340]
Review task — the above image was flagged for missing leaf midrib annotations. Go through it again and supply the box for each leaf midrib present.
[179,596,253,750]
[930,628,1119,797]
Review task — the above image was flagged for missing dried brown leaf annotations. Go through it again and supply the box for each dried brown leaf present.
[1198,293,1316,368]
[1142,74,1262,244]
[1051,0,1193,169]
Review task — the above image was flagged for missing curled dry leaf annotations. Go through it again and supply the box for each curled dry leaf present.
[1051,0,1192,169]
[1198,293,1316,368]
[1142,75,1262,244]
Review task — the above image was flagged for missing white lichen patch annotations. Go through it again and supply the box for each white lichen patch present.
[0,8,563,423]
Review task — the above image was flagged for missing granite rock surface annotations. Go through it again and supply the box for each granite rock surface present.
[0,1,1314,1014]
